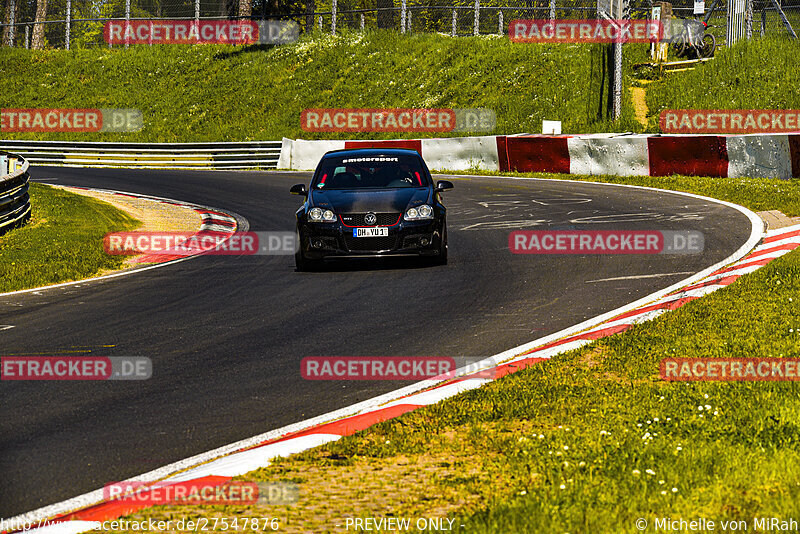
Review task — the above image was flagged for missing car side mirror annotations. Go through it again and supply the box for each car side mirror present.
[435,180,454,192]
[290,183,308,196]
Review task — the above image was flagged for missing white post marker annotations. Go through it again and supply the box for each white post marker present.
[542,120,562,135]
[694,0,705,15]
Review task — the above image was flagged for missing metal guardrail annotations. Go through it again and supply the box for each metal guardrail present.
[0,151,32,235]
[0,140,282,170]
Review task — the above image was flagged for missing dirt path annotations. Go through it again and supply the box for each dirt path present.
[630,85,649,128]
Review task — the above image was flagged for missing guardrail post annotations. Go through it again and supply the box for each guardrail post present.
[125,0,130,49]
[65,0,71,49]
[474,0,479,35]
[332,0,337,33]
[498,9,503,35]
[401,0,407,33]
[452,9,457,36]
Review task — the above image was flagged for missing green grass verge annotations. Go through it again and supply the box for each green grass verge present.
[110,172,800,533]
[641,36,800,131]
[0,183,140,293]
[0,30,644,142]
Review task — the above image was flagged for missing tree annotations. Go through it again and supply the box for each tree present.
[2,0,18,46]
[30,0,47,49]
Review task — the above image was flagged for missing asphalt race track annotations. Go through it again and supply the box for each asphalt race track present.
[0,167,753,517]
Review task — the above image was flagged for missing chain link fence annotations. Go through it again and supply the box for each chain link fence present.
[1,0,797,48]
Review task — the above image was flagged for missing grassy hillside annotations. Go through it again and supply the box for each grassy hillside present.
[642,36,800,131]
[1,31,797,141]
[0,30,643,142]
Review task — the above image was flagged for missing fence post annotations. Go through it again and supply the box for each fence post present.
[498,9,503,35]
[746,0,753,38]
[125,0,130,49]
[65,0,71,50]
[360,13,364,31]
[612,0,630,121]
[549,0,555,21]
[408,10,412,32]
[25,24,29,48]
[332,0,337,33]
[401,0,407,33]
[474,0,479,35]
[8,0,15,46]
[195,0,200,25]
[318,15,322,31]
[452,9,457,36]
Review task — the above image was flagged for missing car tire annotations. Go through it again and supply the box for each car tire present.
[431,225,448,266]
[295,232,322,272]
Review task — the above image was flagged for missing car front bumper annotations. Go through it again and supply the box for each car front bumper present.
[298,219,444,259]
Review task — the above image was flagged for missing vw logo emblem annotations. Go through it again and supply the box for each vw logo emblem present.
[364,212,377,225]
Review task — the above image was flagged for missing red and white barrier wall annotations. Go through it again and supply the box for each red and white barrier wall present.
[278,133,800,179]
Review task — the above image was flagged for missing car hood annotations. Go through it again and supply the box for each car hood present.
[309,188,430,213]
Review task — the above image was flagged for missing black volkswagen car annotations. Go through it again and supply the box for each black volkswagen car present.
[290,148,453,270]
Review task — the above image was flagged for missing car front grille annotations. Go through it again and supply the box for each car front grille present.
[344,235,398,252]
[340,213,401,227]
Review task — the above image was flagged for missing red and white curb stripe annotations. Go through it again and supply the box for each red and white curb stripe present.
[69,188,239,264]
[0,188,242,300]
[6,184,789,534]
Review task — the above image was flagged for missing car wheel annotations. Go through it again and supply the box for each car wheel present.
[295,232,321,272]
[432,225,448,266]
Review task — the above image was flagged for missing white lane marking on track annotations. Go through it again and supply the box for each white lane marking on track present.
[586,272,696,283]
[460,219,549,230]
[0,325,15,330]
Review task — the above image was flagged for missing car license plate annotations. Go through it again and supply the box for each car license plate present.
[354,227,388,237]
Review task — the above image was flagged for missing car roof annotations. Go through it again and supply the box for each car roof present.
[322,148,421,158]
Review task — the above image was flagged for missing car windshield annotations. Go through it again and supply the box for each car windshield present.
[313,154,429,190]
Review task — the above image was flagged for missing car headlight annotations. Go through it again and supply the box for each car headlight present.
[404,204,434,221]
[309,208,336,222]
